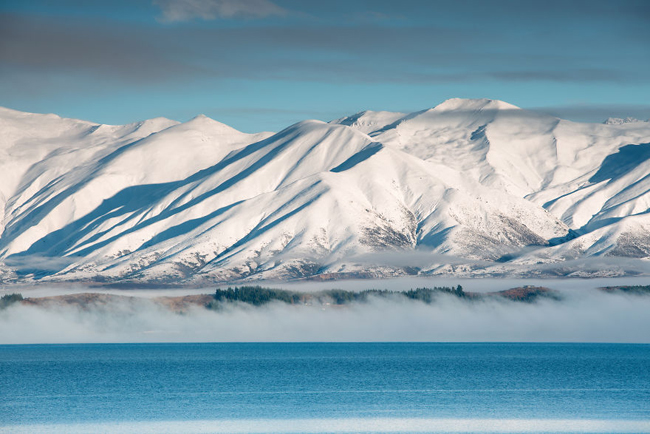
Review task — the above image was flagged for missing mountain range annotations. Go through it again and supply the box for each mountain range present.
[1,98,649,284]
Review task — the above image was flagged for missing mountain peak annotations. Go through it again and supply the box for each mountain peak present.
[432,98,521,112]
[182,114,244,135]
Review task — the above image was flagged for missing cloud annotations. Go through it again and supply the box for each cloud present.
[0,13,205,83]
[3,255,76,273]
[488,69,641,83]
[527,104,650,123]
[350,251,491,268]
[0,11,644,89]
[153,0,287,22]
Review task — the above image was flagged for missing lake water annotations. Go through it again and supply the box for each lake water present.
[1,343,649,433]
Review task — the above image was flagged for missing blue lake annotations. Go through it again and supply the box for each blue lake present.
[1,343,649,433]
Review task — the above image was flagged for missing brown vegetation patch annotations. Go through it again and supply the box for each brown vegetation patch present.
[488,286,559,302]
[153,294,214,313]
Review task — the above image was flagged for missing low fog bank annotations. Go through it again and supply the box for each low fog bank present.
[1,288,649,344]
[6,276,650,298]
[265,276,650,293]
[1,286,211,299]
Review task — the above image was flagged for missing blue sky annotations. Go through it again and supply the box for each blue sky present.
[1,0,649,132]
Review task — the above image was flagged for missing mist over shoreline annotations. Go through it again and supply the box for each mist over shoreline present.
[4,275,650,298]
[1,279,649,345]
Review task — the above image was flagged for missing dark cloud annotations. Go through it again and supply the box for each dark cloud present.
[0,13,206,82]
[489,69,641,83]
[1,0,648,130]
[0,9,645,88]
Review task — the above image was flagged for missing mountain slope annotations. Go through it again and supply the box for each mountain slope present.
[1,100,650,283]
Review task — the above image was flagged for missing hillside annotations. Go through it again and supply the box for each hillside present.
[1,99,649,284]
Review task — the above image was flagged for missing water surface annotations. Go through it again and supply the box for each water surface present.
[1,343,649,432]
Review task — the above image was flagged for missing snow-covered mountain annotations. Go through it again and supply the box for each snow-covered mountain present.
[1,99,650,283]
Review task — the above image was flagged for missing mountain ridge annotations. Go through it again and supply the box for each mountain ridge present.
[2,99,650,284]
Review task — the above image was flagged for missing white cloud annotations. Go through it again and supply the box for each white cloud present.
[153,0,287,22]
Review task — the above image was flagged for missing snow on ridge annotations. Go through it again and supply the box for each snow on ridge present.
[431,98,522,112]
[182,114,246,134]
[1,100,650,283]
[331,110,407,135]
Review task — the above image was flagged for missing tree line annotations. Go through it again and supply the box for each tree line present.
[207,285,465,309]
[0,293,23,310]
